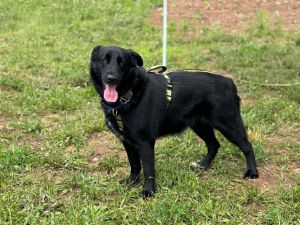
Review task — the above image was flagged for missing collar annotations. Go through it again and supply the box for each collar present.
[100,89,133,116]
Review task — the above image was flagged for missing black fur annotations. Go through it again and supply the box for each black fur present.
[90,46,259,198]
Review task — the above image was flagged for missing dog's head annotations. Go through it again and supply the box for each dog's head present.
[90,45,143,103]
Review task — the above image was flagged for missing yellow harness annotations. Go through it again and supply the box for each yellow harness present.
[147,65,173,102]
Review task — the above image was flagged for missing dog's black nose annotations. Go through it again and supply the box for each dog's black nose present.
[107,74,117,84]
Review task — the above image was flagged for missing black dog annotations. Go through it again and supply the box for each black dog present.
[90,45,259,197]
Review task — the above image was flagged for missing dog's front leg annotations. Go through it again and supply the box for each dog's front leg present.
[136,140,156,198]
[121,142,141,186]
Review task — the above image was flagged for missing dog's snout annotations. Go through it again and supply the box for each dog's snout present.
[107,74,117,84]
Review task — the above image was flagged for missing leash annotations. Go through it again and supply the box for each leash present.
[167,68,300,87]
[236,78,300,87]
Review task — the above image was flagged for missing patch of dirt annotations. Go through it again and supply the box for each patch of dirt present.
[289,161,300,174]
[249,164,289,192]
[86,132,126,163]
[283,126,300,145]
[149,0,300,32]
[33,169,65,184]
[252,126,300,192]
[241,98,255,105]
[32,74,67,86]
[0,36,5,43]
[231,163,295,193]
[41,113,60,127]
[13,135,42,151]
[0,116,6,130]
[27,137,41,151]
[267,126,300,146]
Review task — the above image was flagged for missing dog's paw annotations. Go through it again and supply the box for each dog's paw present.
[140,179,156,198]
[190,160,209,170]
[140,189,155,198]
[243,169,259,179]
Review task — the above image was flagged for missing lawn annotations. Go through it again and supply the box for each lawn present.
[0,0,299,224]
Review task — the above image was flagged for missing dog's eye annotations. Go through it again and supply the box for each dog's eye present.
[117,57,123,65]
[103,55,111,64]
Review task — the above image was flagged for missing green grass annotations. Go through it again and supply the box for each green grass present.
[0,0,300,224]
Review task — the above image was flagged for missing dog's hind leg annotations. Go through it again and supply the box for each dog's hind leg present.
[190,123,220,169]
[121,142,142,186]
[214,113,259,179]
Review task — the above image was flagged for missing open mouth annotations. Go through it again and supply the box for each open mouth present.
[104,84,118,103]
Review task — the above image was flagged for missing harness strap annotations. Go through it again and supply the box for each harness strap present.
[163,73,172,102]
[146,65,173,103]
[116,114,123,130]
[147,65,167,74]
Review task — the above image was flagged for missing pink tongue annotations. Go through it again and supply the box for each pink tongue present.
[104,84,118,102]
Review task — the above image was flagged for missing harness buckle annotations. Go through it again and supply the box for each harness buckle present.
[147,65,167,74]
[112,109,118,116]
[120,96,130,104]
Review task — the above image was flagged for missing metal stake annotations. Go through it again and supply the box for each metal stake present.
[162,0,168,66]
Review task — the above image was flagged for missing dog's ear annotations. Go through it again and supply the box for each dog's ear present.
[128,49,143,67]
[91,45,103,61]
[90,46,104,94]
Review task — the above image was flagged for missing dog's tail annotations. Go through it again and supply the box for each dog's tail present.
[227,78,241,108]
